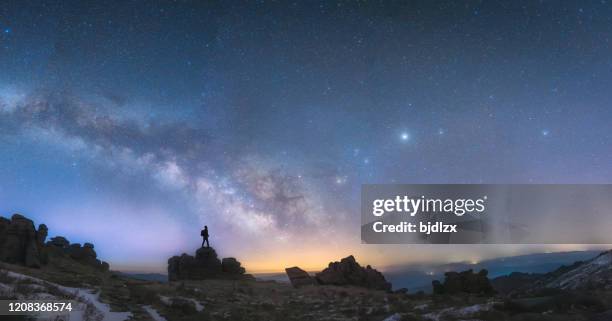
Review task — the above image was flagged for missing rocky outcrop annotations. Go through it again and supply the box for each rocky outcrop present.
[0,213,109,271]
[52,240,109,271]
[45,238,109,271]
[168,247,251,281]
[48,236,69,248]
[222,257,245,274]
[432,269,494,295]
[0,214,47,268]
[285,266,315,288]
[315,255,392,291]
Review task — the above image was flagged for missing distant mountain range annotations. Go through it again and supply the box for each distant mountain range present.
[383,250,601,292]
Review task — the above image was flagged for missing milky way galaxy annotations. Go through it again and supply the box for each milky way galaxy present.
[1,1,611,272]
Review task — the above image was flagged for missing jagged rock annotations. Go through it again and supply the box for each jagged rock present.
[315,255,392,291]
[222,257,245,274]
[48,236,69,248]
[36,224,48,245]
[0,214,45,268]
[0,214,108,271]
[195,247,221,264]
[64,242,108,271]
[168,247,251,281]
[285,266,315,288]
[432,269,494,295]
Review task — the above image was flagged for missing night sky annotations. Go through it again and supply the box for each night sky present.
[1,1,611,272]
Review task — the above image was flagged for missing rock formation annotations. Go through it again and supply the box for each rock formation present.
[285,266,315,288]
[222,257,246,274]
[168,247,251,281]
[315,255,392,291]
[46,241,110,271]
[432,269,494,295]
[0,213,108,271]
[0,214,48,268]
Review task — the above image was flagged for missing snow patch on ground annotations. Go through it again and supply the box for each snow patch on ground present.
[158,294,204,312]
[142,305,167,321]
[383,313,402,321]
[1,269,132,321]
[422,303,492,321]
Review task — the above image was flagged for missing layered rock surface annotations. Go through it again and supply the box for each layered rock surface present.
[284,255,392,291]
[0,213,109,271]
[315,255,392,291]
[167,247,251,281]
[0,214,47,268]
[285,266,315,288]
[46,237,109,271]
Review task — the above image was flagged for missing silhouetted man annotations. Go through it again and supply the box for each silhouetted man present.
[201,226,209,248]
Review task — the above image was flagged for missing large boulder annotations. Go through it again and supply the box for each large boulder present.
[0,214,46,268]
[315,255,392,291]
[222,257,245,274]
[168,247,251,281]
[432,269,495,295]
[285,266,315,288]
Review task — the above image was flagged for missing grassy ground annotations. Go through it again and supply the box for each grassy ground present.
[2,259,612,321]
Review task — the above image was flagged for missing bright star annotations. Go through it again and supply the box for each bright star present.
[541,129,550,136]
[400,132,410,141]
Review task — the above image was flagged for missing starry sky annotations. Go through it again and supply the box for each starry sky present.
[1,1,611,273]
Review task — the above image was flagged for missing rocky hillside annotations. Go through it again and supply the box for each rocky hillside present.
[542,250,612,290]
[0,213,109,271]
[491,250,612,296]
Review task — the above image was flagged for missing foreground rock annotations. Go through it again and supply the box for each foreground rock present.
[167,247,252,281]
[315,255,392,291]
[432,269,494,295]
[285,266,315,288]
[0,214,48,268]
[0,213,108,271]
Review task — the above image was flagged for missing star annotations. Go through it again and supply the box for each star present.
[541,129,550,137]
[400,132,410,142]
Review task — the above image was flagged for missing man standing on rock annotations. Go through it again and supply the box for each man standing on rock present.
[201,226,210,248]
